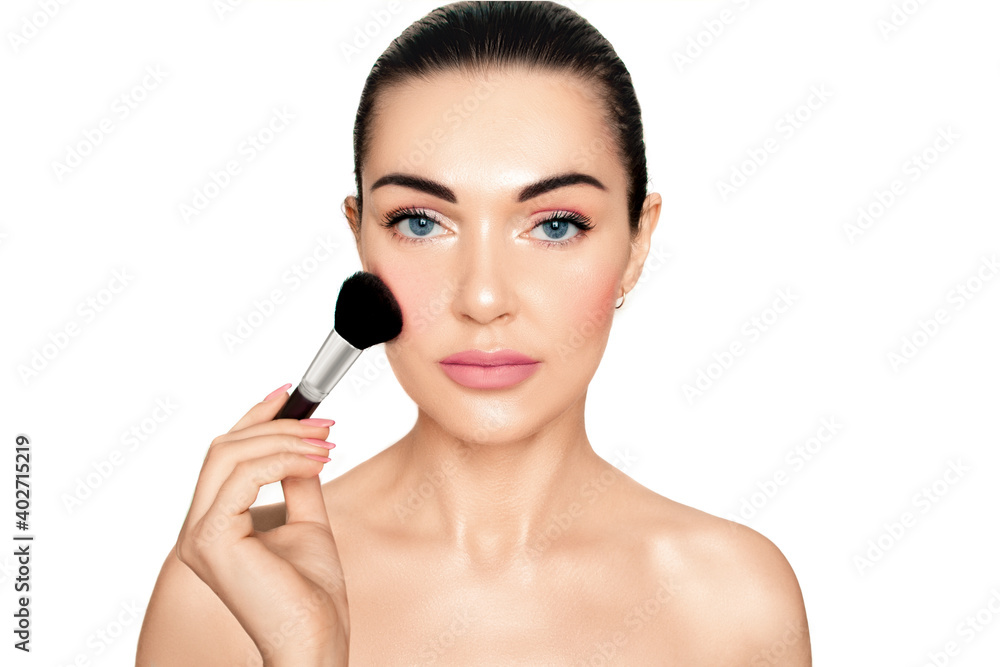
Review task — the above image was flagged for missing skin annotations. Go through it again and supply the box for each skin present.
[137,67,811,665]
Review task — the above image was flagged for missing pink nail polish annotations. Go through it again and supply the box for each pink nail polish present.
[264,383,292,401]
[303,438,336,449]
[304,454,331,463]
[300,418,335,427]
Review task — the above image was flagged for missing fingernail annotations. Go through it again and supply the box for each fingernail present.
[303,438,336,450]
[300,418,335,427]
[264,383,292,401]
[304,454,331,463]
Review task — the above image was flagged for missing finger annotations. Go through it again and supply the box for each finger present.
[227,383,292,434]
[187,433,335,525]
[282,473,333,530]
[214,415,335,448]
[198,451,328,548]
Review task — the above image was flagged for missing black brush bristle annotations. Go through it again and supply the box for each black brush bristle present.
[334,271,403,349]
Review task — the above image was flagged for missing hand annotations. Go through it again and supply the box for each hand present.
[174,386,349,665]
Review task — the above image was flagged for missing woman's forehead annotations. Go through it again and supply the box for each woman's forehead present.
[366,69,620,197]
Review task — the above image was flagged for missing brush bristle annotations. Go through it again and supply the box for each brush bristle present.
[334,271,403,349]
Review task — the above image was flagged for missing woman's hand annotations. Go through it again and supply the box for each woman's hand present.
[173,385,349,666]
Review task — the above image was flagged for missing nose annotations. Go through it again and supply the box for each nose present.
[451,223,517,325]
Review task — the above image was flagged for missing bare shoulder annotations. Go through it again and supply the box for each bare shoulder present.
[621,480,812,665]
[136,540,264,666]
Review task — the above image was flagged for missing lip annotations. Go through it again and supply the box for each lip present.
[439,348,541,389]
[439,349,539,366]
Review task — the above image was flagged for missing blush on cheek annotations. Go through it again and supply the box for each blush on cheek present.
[372,264,454,342]
[555,269,618,346]
[573,269,618,316]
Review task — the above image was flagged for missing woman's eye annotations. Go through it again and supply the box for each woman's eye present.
[393,215,445,239]
[530,219,583,242]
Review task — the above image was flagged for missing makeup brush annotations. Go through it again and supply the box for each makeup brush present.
[274,271,403,420]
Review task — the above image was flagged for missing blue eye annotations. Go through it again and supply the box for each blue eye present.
[380,208,446,241]
[403,216,438,237]
[529,211,595,245]
[536,219,573,240]
[379,207,594,246]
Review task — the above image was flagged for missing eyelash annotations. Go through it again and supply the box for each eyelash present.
[378,206,595,248]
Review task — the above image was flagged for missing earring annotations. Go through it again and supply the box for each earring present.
[615,288,626,310]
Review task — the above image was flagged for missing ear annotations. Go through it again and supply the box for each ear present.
[620,192,662,295]
[342,195,366,269]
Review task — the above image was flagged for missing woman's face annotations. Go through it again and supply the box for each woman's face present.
[345,68,659,444]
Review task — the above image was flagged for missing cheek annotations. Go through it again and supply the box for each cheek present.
[369,261,454,346]
[574,270,619,314]
[541,265,618,359]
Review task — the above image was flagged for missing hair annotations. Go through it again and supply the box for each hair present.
[351,1,649,238]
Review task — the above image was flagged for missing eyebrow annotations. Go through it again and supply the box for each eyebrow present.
[369,171,607,203]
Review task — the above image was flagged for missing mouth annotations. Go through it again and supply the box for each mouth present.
[438,348,541,389]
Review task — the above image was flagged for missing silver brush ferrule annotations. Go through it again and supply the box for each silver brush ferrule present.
[297,328,362,402]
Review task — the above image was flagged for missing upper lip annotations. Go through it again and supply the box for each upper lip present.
[439,349,539,366]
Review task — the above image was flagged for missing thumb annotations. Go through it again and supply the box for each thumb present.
[282,471,332,530]
[227,383,292,434]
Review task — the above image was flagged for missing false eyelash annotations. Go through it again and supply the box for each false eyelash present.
[379,206,594,246]
[537,210,594,232]
[379,206,432,229]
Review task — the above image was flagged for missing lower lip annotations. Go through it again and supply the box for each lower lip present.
[439,362,540,389]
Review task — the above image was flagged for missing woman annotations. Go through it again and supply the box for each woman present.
[137,2,811,664]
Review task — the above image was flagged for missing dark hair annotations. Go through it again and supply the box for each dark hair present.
[351,1,648,238]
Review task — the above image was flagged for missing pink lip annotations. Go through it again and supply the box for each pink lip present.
[439,348,541,389]
[440,349,539,366]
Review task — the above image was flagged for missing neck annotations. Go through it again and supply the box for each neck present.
[386,391,609,567]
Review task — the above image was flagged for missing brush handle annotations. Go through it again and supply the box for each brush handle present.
[274,386,320,420]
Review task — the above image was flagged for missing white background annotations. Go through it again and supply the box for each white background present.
[2,0,999,664]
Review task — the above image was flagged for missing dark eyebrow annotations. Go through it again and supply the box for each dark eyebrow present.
[369,172,606,203]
